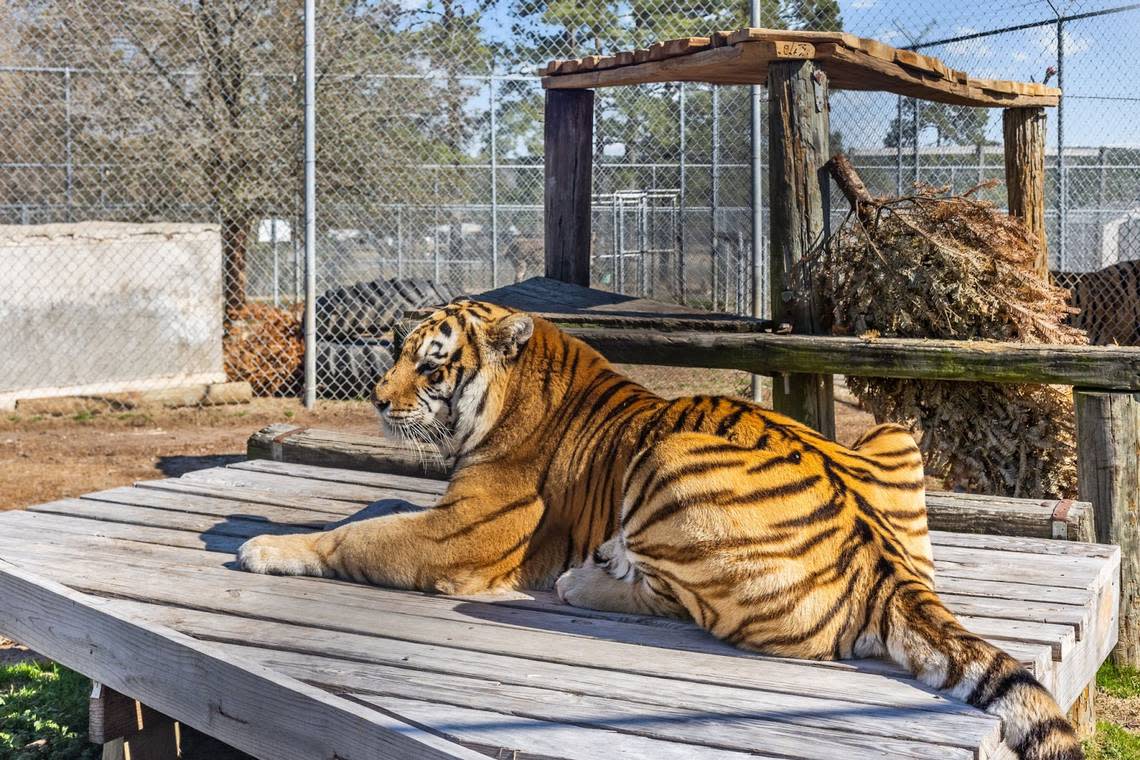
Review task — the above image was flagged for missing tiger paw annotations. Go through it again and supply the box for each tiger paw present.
[554,563,607,608]
[237,534,333,578]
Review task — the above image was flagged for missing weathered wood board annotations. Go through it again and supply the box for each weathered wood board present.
[539,28,1060,109]
[0,459,1118,759]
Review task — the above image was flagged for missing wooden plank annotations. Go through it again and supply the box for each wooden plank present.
[30,497,317,537]
[226,644,985,760]
[927,492,1094,541]
[1075,389,1140,668]
[1003,107,1049,275]
[767,59,835,437]
[247,423,449,479]
[544,89,594,287]
[358,694,782,760]
[931,530,1118,559]
[542,31,1061,109]
[0,561,483,760]
[228,458,447,496]
[175,466,434,505]
[556,327,1140,390]
[134,478,377,514]
[82,485,359,526]
[812,43,1060,108]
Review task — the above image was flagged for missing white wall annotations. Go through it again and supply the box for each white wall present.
[0,222,225,409]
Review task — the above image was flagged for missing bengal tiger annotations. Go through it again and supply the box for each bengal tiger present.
[237,299,1081,760]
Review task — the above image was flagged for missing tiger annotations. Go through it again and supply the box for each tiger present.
[237,298,1081,760]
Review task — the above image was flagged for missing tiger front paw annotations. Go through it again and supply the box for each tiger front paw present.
[237,534,333,578]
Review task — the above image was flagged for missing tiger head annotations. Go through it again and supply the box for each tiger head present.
[372,299,534,454]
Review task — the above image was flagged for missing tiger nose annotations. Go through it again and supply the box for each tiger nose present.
[371,385,390,410]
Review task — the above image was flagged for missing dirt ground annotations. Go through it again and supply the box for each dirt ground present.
[0,367,875,511]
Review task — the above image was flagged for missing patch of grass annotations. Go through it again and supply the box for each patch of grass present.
[283,409,294,419]
[72,411,96,423]
[1099,661,1140,699]
[1085,721,1140,760]
[0,660,98,760]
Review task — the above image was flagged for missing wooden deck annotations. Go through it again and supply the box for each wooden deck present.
[0,459,1120,760]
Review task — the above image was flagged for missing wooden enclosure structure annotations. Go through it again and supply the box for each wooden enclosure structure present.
[540,29,1139,669]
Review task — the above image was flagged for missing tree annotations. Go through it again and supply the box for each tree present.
[5,0,428,307]
[884,99,991,149]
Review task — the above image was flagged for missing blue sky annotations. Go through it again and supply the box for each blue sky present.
[833,0,1140,147]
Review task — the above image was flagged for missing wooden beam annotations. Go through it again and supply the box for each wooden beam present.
[554,328,1140,390]
[1003,108,1048,276]
[1075,390,1140,668]
[767,60,835,437]
[90,682,175,745]
[544,89,594,287]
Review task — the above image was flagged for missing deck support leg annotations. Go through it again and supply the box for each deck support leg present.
[544,89,595,287]
[1066,682,1096,740]
[91,683,179,760]
[1075,389,1140,668]
[1002,107,1048,276]
[767,60,835,437]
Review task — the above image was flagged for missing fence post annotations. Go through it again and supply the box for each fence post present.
[1075,390,1140,669]
[489,77,499,288]
[302,0,317,409]
[767,60,835,438]
[543,89,594,286]
[1003,107,1048,276]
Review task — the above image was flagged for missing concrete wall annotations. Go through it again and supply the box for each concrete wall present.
[0,222,225,409]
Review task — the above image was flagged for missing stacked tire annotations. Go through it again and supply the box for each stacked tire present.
[315,277,462,399]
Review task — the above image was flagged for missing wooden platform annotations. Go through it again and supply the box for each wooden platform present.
[539,28,1061,108]
[0,459,1120,759]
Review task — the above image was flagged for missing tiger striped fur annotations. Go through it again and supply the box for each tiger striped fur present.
[238,299,1080,759]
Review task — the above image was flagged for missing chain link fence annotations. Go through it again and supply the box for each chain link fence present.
[1,0,1137,411]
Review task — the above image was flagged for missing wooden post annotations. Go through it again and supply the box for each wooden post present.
[544,89,595,286]
[1075,389,1140,668]
[767,60,835,437]
[1003,107,1048,277]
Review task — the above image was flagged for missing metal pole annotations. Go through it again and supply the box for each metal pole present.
[1056,17,1066,272]
[396,205,404,277]
[678,83,687,303]
[489,78,499,287]
[750,0,764,400]
[895,95,903,195]
[711,86,720,312]
[912,99,921,186]
[64,68,73,222]
[272,220,280,307]
[302,0,317,409]
[639,192,649,295]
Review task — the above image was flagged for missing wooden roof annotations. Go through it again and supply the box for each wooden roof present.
[540,28,1060,108]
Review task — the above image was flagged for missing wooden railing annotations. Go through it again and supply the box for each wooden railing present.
[562,323,1140,667]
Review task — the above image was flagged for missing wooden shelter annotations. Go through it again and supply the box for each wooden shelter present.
[539,29,1139,671]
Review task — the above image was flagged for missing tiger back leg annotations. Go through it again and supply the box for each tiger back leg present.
[555,536,688,618]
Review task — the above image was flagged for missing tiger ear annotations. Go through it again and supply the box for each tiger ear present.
[488,313,534,360]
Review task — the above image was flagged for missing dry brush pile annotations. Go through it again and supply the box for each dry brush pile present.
[812,155,1086,498]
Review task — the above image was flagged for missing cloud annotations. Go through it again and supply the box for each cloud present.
[850,0,878,9]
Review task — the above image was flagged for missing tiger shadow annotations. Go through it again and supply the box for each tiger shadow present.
[209,503,911,684]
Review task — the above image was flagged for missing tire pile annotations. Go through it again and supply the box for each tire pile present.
[315,277,461,399]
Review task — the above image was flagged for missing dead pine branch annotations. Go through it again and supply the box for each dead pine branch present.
[815,153,1087,498]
